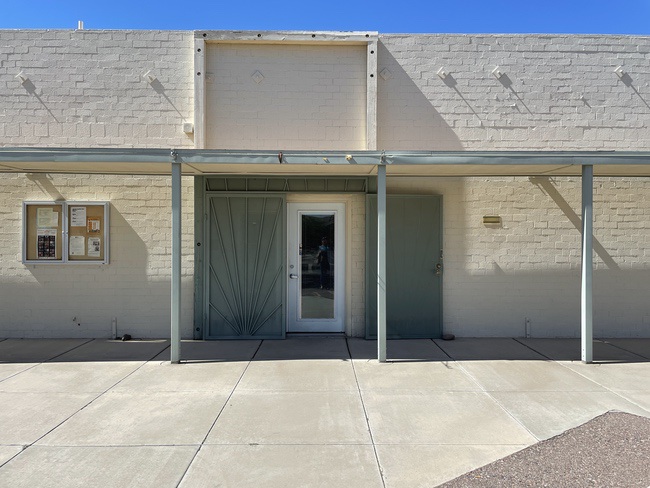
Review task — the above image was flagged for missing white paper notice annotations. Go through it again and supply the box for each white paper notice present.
[88,237,101,257]
[70,207,87,227]
[69,236,85,256]
[37,208,59,228]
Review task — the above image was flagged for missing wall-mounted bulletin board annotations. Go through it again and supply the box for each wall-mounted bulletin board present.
[67,203,108,262]
[24,203,64,262]
[23,201,110,265]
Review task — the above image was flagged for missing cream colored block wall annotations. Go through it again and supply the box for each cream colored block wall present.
[0,30,195,148]
[387,176,650,338]
[205,43,367,150]
[377,34,650,151]
[1,29,650,338]
[0,29,196,339]
[0,174,195,339]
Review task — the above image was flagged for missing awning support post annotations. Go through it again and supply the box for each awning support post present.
[377,163,387,363]
[581,164,593,364]
[171,159,182,364]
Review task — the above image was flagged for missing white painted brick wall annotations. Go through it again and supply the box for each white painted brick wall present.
[205,43,367,150]
[3,30,648,151]
[1,30,649,338]
[0,29,196,338]
[378,34,650,151]
[0,174,195,339]
[0,30,194,148]
[388,176,650,338]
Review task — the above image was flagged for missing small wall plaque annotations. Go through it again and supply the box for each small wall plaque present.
[483,216,502,225]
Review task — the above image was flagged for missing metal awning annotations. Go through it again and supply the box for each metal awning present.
[3,146,646,364]
[1,148,650,176]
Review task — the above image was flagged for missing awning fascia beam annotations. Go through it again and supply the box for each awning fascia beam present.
[2,148,650,171]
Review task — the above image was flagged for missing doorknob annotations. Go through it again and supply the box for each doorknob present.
[289,273,299,279]
[435,263,442,275]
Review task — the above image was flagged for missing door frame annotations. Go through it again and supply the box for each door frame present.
[194,178,363,340]
[287,202,346,333]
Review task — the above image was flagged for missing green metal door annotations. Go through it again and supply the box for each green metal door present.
[366,195,442,338]
[206,195,285,339]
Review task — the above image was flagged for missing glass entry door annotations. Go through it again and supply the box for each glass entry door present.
[287,203,345,332]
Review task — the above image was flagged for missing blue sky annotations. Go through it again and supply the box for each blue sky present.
[1,0,649,34]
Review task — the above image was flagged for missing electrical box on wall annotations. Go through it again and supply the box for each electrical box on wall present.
[23,201,110,264]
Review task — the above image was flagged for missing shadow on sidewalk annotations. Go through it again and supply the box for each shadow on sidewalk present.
[0,337,648,364]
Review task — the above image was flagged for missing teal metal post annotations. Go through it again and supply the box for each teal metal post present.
[377,164,387,362]
[171,161,182,363]
[581,164,593,363]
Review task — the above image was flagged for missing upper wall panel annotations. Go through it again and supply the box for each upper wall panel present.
[0,30,195,149]
[3,30,650,153]
[377,34,650,151]
[205,43,367,150]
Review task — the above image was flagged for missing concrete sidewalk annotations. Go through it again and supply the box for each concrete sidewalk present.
[0,337,648,487]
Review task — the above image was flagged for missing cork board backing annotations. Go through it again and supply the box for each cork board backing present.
[25,203,64,262]
[67,204,106,262]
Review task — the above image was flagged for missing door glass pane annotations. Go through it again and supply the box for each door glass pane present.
[301,213,335,319]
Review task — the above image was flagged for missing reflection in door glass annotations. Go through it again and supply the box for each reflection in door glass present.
[301,214,335,319]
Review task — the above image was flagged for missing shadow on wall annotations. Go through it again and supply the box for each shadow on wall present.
[438,73,485,126]
[446,176,649,338]
[376,41,463,151]
[8,196,173,338]
[493,72,534,116]
[530,176,619,270]
[145,75,192,129]
[25,174,64,201]
[616,71,650,111]
[447,268,650,338]
[19,77,59,122]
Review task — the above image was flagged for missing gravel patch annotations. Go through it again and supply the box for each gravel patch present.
[439,411,650,488]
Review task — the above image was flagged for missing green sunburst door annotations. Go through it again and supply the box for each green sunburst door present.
[206,195,285,339]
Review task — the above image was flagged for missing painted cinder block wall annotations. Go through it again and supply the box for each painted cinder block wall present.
[376,34,650,337]
[0,174,195,338]
[1,30,649,338]
[0,30,196,338]
[0,29,195,148]
[205,43,368,150]
[387,176,650,338]
[377,34,650,151]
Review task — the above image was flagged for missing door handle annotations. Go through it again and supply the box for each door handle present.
[289,273,299,279]
[435,263,442,275]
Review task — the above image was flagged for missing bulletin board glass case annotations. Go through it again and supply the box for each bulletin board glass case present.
[23,202,110,264]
